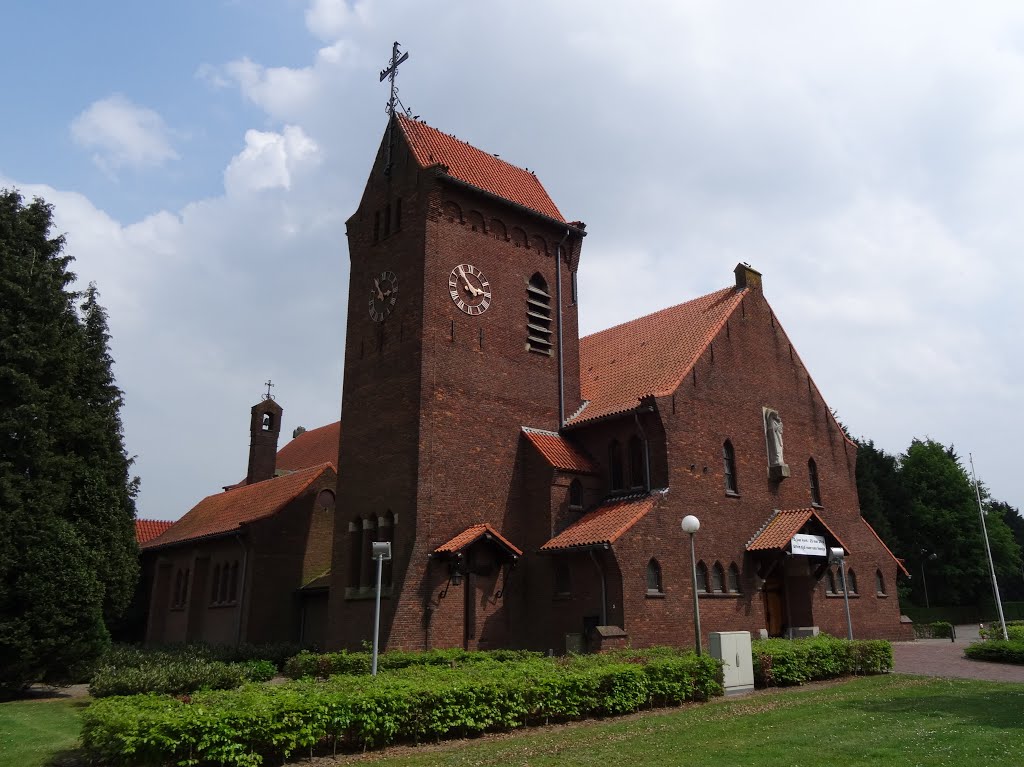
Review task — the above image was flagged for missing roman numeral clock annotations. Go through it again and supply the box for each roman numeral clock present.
[448,263,491,316]
[368,270,398,322]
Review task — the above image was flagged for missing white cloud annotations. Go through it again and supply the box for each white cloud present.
[70,94,178,175]
[11,0,1024,519]
[224,126,321,196]
[305,0,371,41]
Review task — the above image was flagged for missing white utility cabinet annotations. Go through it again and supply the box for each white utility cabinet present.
[709,630,754,695]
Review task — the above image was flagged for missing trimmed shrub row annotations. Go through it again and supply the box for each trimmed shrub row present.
[82,652,723,766]
[752,635,893,687]
[89,657,276,698]
[283,647,542,678]
[964,639,1024,665]
[979,621,1024,641]
[913,621,955,639]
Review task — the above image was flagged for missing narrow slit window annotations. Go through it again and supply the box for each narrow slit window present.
[723,440,738,494]
[628,436,645,490]
[646,559,663,594]
[696,561,709,593]
[526,273,553,355]
[808,458,822,505]
[727,563,741,593]
[609,440,624,491]
[711,562,725,593]
[568,479,583,510]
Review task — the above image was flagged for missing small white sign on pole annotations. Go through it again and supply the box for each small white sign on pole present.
[791,533,827,557]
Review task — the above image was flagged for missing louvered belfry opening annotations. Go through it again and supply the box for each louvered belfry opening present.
[526,273,553,355]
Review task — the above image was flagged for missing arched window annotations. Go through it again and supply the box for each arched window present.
[808,458,822,506]
[173,570,183,607]
[568,479,583,510]
[847,569,858,594]
[711,562,725,593]
[554,559,571,596]
[228,562,239,603]
[219,561,230,604]
[526,274,553,355]
[210,564,221,604]
[833,567,846,593]
[361,516,378,588]
[646,559,663,594]
[723,440,738,494]
[348,520,361,589]
[826,570,836,594]
[379,511,395,587]
[727,563,741,593]
[262,412,274,431]
[628,435,645,490]
[696,561,709,593]
[875,569,886,596]
[609,440,624,491]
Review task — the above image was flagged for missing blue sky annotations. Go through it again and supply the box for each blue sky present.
[2,0,1022,522]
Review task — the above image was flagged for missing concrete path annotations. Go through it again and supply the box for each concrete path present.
[892,624,1024,683]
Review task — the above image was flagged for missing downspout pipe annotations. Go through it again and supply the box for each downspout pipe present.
[556,229,570,429]
[234,533,249,645]
[634,412,651,493]
[589,549,608,625]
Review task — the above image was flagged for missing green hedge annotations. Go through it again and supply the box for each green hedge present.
[89,648,282,698]
[283,647,543,678]
[978,621,1024,641]
[964,639,1024,665]
[913,621,955,639]
[751,636,893,687]
[82,651,723,766]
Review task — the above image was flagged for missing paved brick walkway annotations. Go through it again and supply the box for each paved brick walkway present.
[893,625,1024,683]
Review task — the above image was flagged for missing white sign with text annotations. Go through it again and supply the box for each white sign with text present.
[791,533,827,556]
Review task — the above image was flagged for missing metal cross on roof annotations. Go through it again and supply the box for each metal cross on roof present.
[263,379,275,401]
[380,41,411,176]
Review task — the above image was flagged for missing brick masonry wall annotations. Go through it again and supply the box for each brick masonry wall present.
[328,127,586,651]
[564,281,906,645]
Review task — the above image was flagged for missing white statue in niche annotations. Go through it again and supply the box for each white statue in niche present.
[766,410,784,467]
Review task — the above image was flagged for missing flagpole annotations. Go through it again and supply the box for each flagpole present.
[970,453,1008,641]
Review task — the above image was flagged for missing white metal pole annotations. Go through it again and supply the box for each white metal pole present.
[839,559,854,640]
[371,553,384,676]
[689,533,702,656]
[970,453,1008,641]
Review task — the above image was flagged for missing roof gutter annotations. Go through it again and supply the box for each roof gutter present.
[563,403,657,431]
[430,169,587,236]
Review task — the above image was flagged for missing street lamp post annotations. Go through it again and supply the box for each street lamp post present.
[919,549,937,609]
[370,541,392,677]
[829,547,854,640]
[681,515,702,656]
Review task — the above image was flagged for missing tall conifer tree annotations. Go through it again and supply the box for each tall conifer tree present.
[0,189,137,696]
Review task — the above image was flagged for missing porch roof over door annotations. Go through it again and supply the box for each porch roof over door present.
[746,508,850,554]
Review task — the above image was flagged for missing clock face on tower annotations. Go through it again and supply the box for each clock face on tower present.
[448,264,491,316]
[368,270,398,322]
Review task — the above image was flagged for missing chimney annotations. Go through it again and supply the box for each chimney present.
[734,263,762,291]
[247,397,283,484]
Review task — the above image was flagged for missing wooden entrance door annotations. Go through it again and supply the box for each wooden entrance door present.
[763,573,786,637]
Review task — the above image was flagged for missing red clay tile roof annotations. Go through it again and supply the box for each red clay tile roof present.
[571,287,746,425]
[397,115,565,222]
[433,524,523,558]
[522,427,599,474]
[226,421,340,489]
[541,495,657,552]
[135,519,173,545]
[746,508,850,553]
[143,463,333,549]
[861,517,910,576]
[276,421,340,473]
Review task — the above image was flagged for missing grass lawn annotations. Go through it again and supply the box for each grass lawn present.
[325,675,1024,767]
[0,698,85,767]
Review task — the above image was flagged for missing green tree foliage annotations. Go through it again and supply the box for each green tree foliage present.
[856,435,1023,608]
[0,189,138,697]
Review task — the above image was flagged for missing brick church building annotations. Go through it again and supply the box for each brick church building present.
[326,114,910,653]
